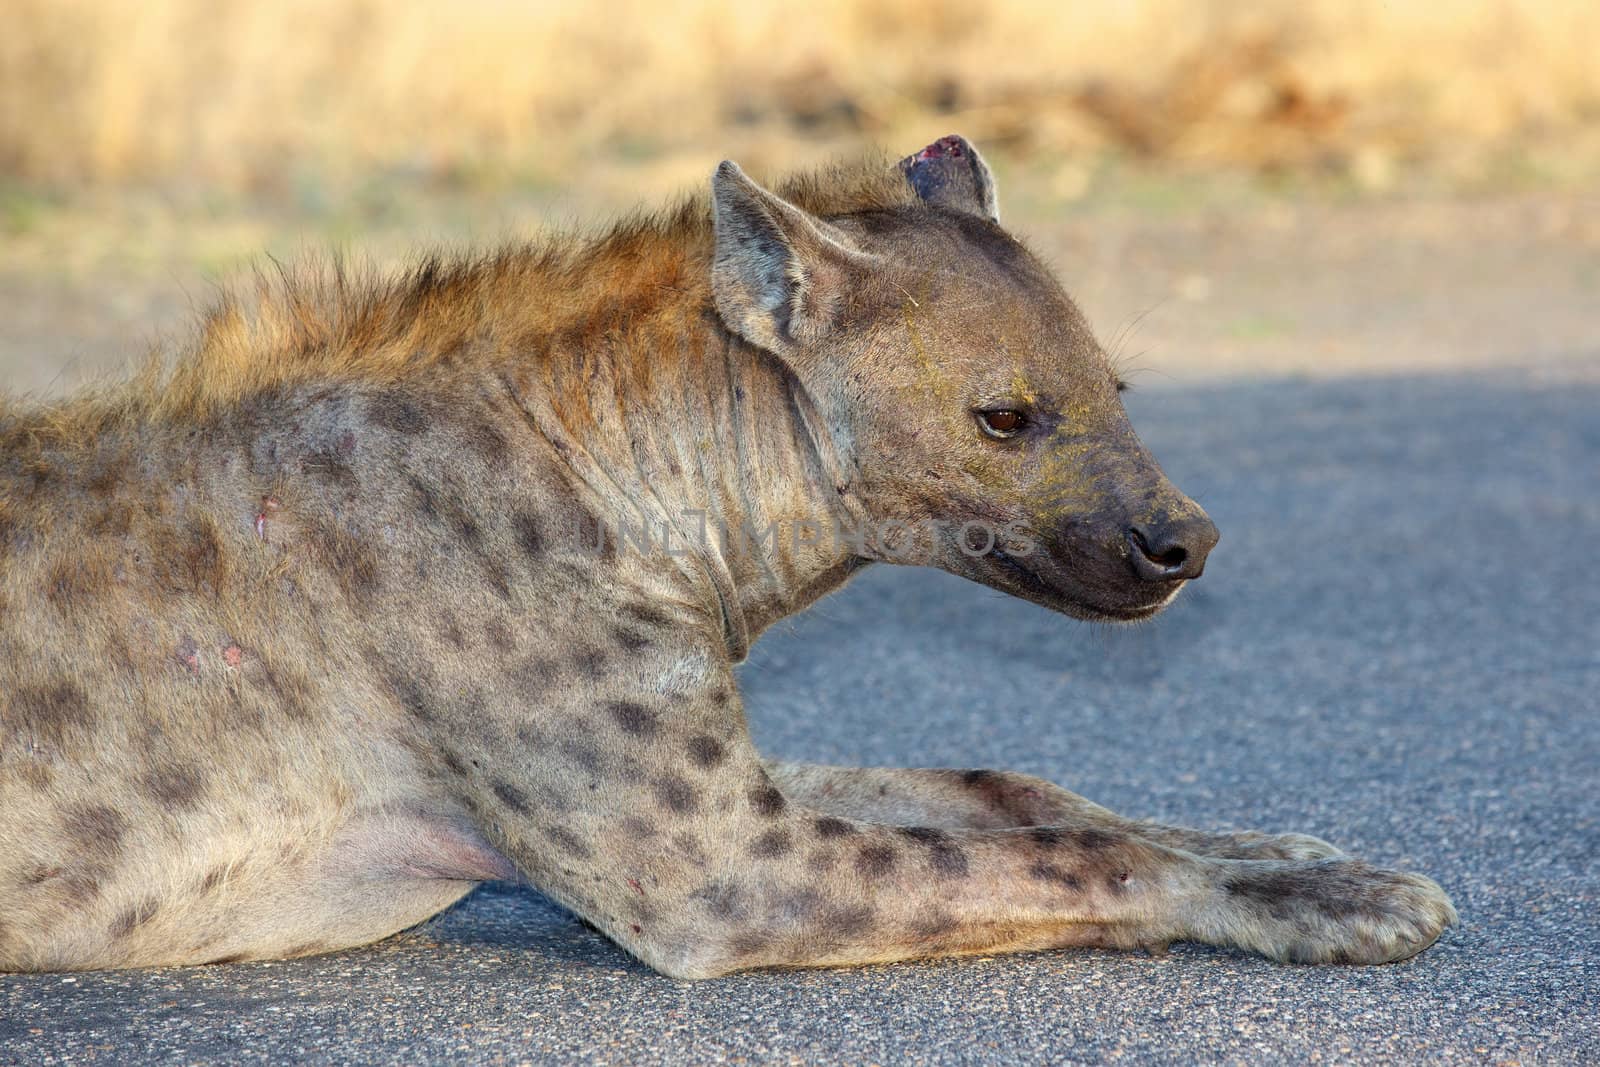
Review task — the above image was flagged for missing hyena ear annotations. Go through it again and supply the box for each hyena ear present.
[710,161,869,355]
[898,134,999,223]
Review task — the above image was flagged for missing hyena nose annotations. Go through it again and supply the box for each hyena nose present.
[1127,514,1219,582]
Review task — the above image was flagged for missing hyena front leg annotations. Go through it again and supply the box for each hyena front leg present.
[764,762,1344,861]
[448,668,1452,977]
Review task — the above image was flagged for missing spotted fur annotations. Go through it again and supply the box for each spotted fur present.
[0,137,1453,974]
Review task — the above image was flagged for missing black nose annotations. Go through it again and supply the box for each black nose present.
[1127,515,1219,582]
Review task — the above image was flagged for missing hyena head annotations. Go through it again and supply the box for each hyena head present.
[711,134,1218,622]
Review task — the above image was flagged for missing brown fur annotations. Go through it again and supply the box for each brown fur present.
[0,139,1453,975]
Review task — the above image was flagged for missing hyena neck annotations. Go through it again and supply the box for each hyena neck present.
[709,329,872,646]
[492,256,870,657]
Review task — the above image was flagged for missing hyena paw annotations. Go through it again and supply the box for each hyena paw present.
[1201,858,1458,965]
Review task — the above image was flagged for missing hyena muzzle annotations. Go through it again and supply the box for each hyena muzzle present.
[0,135,1454,975]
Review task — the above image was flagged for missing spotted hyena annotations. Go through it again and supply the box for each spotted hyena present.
[0,136,1454,975]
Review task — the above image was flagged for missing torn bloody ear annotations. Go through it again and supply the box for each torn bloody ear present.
[709,160,868,356]
[898,134,999,223]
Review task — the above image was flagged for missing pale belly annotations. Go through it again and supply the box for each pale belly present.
[0,798,517,971]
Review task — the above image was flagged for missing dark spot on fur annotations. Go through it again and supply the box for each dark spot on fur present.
[898,826,945,845]
[157,517,227,596]
[855,844,898,878]
[913,911,959,941]
[301,446,357,490]
[622,603,670,628]
[465,415,509,463]
[828,904,875,938]
[485,619,516,655]
[956,768,1046,823]
[450,507,482,547]
[654,776,699,814]
[142,764,208,810]
[671,833,706,864]
[749,829,792,859]
[408,475,486,551]
[898,826,969,878]
[776,888,822,921]
[482,557,513,602]
[20,857,99,902]
[5,680,93,745]
[1029,862,1083,891]
[63,803,126,858]
[727,931,771,957]
[1223,869,1357,922]
[207,953,249,965]
[493,780,533,814]
[381,668,434,723]
[693,880,747,921]
[929,844,971,878]
[686,734,725,768]
[45,556,111,611]
[545,827,593,858]
[198,865,229,894]
[441,750,469,777]
[60,868,105,907]
[257,655,315,721]
[607,700,658,737]
[573,647,608,678]
[615,628,651,653]
[558,735,605,774]
[814,816,856,838]
[368,390,430,435]
[1030,826,1117,852]
[24,864,62,886]
[749,784,787,817]
[505,659,556,700]
[511,511,545,560]
[620,817,657,839]
[437,614,466,649]
[111,898,161,938]
[407,475,440,520]
[710,689,730,707]
[309,517,380,605]
[564,503,614,561]
[1073,829,1117,852]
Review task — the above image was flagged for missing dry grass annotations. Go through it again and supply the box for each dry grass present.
[2,0,1598,194]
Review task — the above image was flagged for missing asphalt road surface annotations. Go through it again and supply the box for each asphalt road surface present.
[2,371,1595,1065]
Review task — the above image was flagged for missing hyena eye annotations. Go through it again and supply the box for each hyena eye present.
[975,409,1027,439]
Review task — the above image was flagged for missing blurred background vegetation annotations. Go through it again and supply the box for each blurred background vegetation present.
[1,0,1596,392]
[6,0,1598,195]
